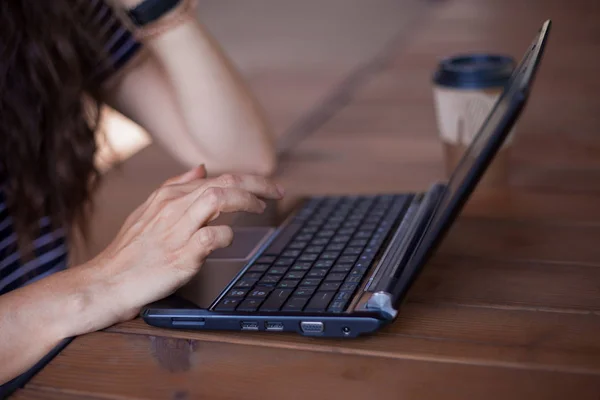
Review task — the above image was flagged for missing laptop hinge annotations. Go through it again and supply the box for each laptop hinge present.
[352,183,446,319]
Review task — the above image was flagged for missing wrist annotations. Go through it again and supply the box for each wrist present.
[58,258,128,338]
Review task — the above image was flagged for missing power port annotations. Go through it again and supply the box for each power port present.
[240,321,259,331]
[265,322,284,331]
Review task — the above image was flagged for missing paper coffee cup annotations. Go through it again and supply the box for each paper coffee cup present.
[432,54,515,186]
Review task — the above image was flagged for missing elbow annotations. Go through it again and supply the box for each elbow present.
[246,146,278,177]
[259,145,278,176]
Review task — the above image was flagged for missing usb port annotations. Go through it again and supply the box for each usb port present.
[240,321,259,331]
[265,322,284,331]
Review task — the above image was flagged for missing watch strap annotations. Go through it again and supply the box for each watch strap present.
[127,0,183,26]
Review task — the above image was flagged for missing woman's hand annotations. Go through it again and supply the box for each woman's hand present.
[83,165,284,329]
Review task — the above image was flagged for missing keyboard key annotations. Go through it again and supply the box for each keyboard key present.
[259,275,281,285]
[340,282,359,291]
[248,287,272,298]
[288,241,308,250]
[282,296,309,312]
[300,278,323,286]
[314,260,334,268]
[277,280,300,289]
[320,251,340,260]
[305,291,335,312]
[282,250,301,258]
[299,253,318,262]
[331,264,352,273]
[325,273,347,282]
[307,269,327,278]
[274,258,295,267]
[296,234,314,241]
[214,298,241,311]
[354,230,373,239]
[294,287,316,297]
[332,235,351,244]
[326,243,345,252]
[291,263,312,271]
[305,245,325,253]
[243,272,264,280]
[342,247,362,256]
[249,264,270,272]
[237,298,263,312]
[311,238,329,246]
[300,226,319,234]
[267,267,287,275]
[260,289,293,311]
[256,256,276,264]
[338,228,355,235]
[285,271,306,280]
[235,279,257,288]
[345,276,362,284]
[324,222,341,230]
[320,282,341,291]
[316,230,336,238]
[349,239,368,247]
[227,289,248,298]
[335,291,353,302]
[339,255,358,264]
[349,267,367,276]
[327,300,348,313]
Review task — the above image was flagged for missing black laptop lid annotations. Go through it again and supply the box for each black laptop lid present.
[391,20,551,301]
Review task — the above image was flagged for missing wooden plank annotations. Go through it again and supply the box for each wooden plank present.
[12,388,103,400]
[438,217,600,265]
[105,298,600,375]
[24,332,600,400]
[461,189,600,223]
[412,256,600,311]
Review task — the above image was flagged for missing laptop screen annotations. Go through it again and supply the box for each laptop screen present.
[393,21,550,298]
[429,24,546,233]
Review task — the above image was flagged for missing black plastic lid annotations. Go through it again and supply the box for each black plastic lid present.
[433,53,515,89]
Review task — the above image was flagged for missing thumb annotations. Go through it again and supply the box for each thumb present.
[163,164,207,187]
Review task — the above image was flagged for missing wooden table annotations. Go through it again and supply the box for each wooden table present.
[12,0,600,398]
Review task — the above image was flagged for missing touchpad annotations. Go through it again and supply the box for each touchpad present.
[207,227,274,260]
[176,227,273,309]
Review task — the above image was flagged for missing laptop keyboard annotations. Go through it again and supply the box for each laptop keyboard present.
[213,194,410,314]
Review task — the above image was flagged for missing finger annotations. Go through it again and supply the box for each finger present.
[198,173,283,199]
[178,174,283,212]
[142,165,208,215]
[162,164,207,187]
[185,225,235,265]
[179,187,266,237]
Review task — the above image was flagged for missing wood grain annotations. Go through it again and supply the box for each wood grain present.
[412,256,600,311]
[11,389,104,400]
[24,332,600,400]
[439,218,600,265]
[103,305,600,375]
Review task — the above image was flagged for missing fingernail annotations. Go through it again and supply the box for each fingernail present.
[276,184,285,196]
[259,200,267,210]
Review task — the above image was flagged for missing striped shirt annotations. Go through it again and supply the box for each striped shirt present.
[0,0,141,296]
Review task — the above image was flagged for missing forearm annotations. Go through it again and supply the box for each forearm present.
[0,262,111,384]
[143,16,277,175]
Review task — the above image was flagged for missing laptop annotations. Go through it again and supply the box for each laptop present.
[141,20,551,338]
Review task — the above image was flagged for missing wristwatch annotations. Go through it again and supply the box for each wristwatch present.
[127,0,183,26]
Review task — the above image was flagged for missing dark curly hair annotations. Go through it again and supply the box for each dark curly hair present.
[0,0,111,256]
